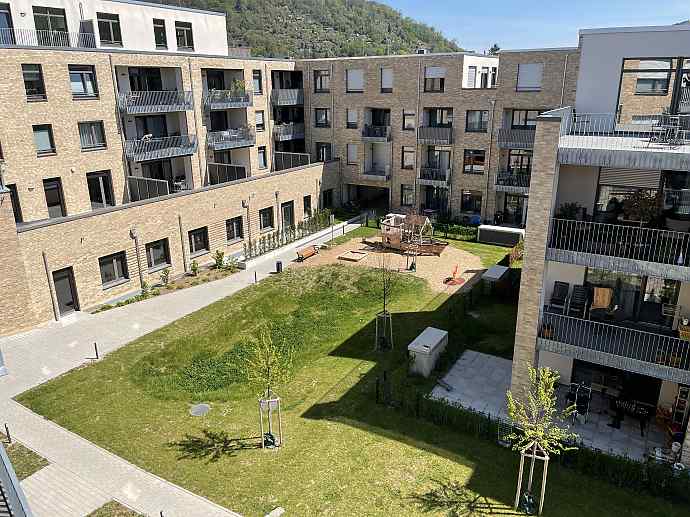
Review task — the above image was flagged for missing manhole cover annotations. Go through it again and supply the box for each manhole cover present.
[190,403,211,417]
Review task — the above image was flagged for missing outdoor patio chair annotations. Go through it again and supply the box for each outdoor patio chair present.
[548,281,570,313]
[567,285,589,318]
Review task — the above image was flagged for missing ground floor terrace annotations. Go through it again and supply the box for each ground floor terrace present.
[5,227,687,516]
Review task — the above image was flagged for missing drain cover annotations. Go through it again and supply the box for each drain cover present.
[190,403,211,417]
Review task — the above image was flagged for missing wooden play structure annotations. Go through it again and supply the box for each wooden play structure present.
[375,213,448,256]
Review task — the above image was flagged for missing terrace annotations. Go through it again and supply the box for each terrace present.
[495,172,531,195]
[417,167,450,188]
[124,135,198,162]
[0,27,96,48]
[207,127,255,151]
[203,89,252,110]
[118,91,193,115]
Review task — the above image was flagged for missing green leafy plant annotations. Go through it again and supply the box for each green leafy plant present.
[622,190,662,225]
[190,260,199,277]
[556,202,583,220]
[160,267,170,286]
[242,322,295,397]
[213,250,225,270]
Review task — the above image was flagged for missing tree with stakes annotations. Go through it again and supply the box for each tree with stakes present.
[375,251,397,351]
[506,366,578,515]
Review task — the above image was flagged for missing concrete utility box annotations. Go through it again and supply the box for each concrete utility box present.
[408,327,449,378]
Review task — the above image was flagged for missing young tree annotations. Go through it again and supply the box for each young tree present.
[375,251,397,350]
[488,43,500,55]
[506,367,578,508]
[243,323,294,398]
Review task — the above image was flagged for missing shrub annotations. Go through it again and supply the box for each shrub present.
[213,250,225,270]
[160,267,170,286]
[509,239,524,266]
[190,260,199,277]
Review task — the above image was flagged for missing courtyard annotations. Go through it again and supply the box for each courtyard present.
[10,233,687,517]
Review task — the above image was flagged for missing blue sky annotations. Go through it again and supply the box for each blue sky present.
[380,0,689,52]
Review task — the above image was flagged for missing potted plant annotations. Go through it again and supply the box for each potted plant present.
[622,190,662,227]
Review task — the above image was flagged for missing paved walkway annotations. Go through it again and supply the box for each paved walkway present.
[0,221,361,517]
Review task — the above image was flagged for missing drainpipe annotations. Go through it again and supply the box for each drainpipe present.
[415,57,422,212]
[275,190,281,234]
[130,227,145,289]
[178,215,188,273]
[559,53,570,107]
[42,251,60,322]
[485,98,497,222]
[188,57,203,189]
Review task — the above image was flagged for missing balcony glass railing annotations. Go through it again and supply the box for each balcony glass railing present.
[273,123,305,141]
[0,28,96,48]
[419,167,450,183]
[362,125,391,140]
[127,176,169,202]
[273,152,311,171]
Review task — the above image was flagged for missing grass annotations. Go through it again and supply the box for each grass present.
[87,501,142,517]
[446,239,511,268]
[1,433,48,480]
[16,266,686,517]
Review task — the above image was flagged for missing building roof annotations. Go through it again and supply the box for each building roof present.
[579,23,690,36]
[297,51,496,62]
[498,46,579,54]
[104,0,227,17]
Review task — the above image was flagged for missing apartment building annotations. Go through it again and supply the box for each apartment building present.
[514,23,690,461]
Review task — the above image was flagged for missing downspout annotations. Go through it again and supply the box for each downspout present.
[188,57,203,188]
[485,98,497,222]
[178,215,188,273]
[42,251,59,322]
[559,53,569,107]
[130,227,145,289]
[415,57,422,211]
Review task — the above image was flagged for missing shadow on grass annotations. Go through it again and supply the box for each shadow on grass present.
[168,430,261,463]
[409,479,520,516]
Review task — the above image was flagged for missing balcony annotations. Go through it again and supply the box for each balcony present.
[273,152,311,172]
[547,218,690,281]
[124,135,198,162]
[118,91,193,115]
[127,176,170,202]
[361,125,391,142]
[497,128,535,149]
[494,172,531,195]
[538,311,690,385]
[417,167,450,187]
[273,123,305,141]
[203,90,252,110]
[206,163,247,186]
[271,88,304,106]
[207,127,255,151]
[362,167,390,181]
[0,28,96,49]
[417,126,453,145]
[557,110,690,170]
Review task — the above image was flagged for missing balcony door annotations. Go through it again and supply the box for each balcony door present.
[427,108,453,128]
[206,69,225,90]
[370,109,390,127]
[129,67,163,92]
[142,160,174,188]
[424,186,448,211]
[503,194,527,226]
[135,115,167,138]
[32,6,68,46]
[0,3,13,45]
[507,149,532,174]
[52,267,79,316]
[427,148,450,170]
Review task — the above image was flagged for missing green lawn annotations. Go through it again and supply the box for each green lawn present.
[446,240,511,268]
[16,266,685,517]
[2,433,48,480]
[87,501,142,517]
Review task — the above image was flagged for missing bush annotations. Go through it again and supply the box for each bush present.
[213,250,225,270]
[160,267,170,286]
[509,239,524,266]
[190,260,199,277]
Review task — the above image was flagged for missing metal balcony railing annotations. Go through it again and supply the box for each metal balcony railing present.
[203,89,252,110]
[273,152,311,171]
[417,126,453,145]
[497,128,535,149]
[207,163,247,186]
[495,172,531,188]
[0,28,96,48]
[418,167,450,183]
[124,135,198,162]
[207,127,255,150]
[273,122,305,141]
[127,176,169,202]
[362,125,391,141]
[271,88,304,106]
[118,91,193,114]
[538,312,690,385]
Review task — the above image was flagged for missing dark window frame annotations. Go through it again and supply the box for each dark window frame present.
[252,70,263,94]
[68,64,99,99]
[400,184,414,206]
[465,110,489,132]
[226,216,244,242]
[145,239,170,270]
[188,226,209,257]
[175,21,194,50]
[314,69,330,93]
[511,110,540,129]
[255,110,265,131]
[78,121,107,151]
[346,109,358,129]
[315,108,330,128]
[345,69,364,93]
[33,124,56,156]
[460,190,482,214]
[281,200,295,228]
[463,149,485,175]
[316,142,332,162]
[380,67,393,93]
[97,12,122,46]
[259,206,274,231]
[402,110,416,131]
[22,64,47,101]
[303,195,312,217]
[424,77,445,93]
[257,146,267,169]
[43,177,66,218]
[99,251,129,287]
[153,18,167,49]
[401,146,415,170]
[86,170,114,210]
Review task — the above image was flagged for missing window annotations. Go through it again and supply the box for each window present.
[99,251,128,286]
[322,188,334,209]
[516,63,543,92]
[281,200,295,228]
[253,70,263,94]
[463,149,485,174]
[466,110,489,132]
[315,108,330,128]
[467,66,477,88]
[401,184,414,206]
[33,124,56,155]
[188,227,209,256]
[346,143,358,165]
[255,111,265,131]
[401,146,415,169]
[479,66,490,88]
[69,65,98,98]
[257,146,267,169]
[346,109,358,129]
[346,69,364,93]
[427,108,453,127]
[381,68,393,93]
[175,21,194,50]
[86,170,114,209]
[32,7,67,46]
[226,216,243,242]
[145,239,170,270]
[79,121,106,150]
[460,190,482,214]
[424,66,446,92]
[153,19,167,49]
[259,207,274,231]
[97,13,122,46]
[6,184,22,223]
[314,69,330,93]
[22,64,46,101]
[403,110,416,130]
[303,195,312,217]
[511,110,539,129]
[508,149,532,174]
[316,142,332,162]
[43,178,65,218]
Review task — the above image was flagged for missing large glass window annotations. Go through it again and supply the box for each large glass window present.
[427,108,453,127]
[424,66,446,92]
[303,195,312,217]
[466,110,488,132]
[97,13,122,46]
[315,108,330,128]
[259,207,274,230]
[0,3,14,46]
[460,190,482,214]
[79,121,106,150]
[255,110,265,131]
[314,69,330,93]
[226,216,243,241]
[188,227,209,256]
[508,149,532,174]
[43,178,65,218]
[33,7,67,46]
[401,146,415,169]
[511,110,539,129]
[346,143,358,165]
[380,68,393,93]
[316,142,331,161]
[252,70,263,94]
[175,21,193,50]
[33,124,56,155]
[257,146,267,169]
[401,184,414,206]
[281,200,295,228]
[146,239,170,270]
[516,63,543,91]
[99,251,128,286]
[346,109,358,129]
[86,170,114,209]
[463,149,485,174]
[22,64,46,100]
[153,19,167,49]
[69,65,98,98]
